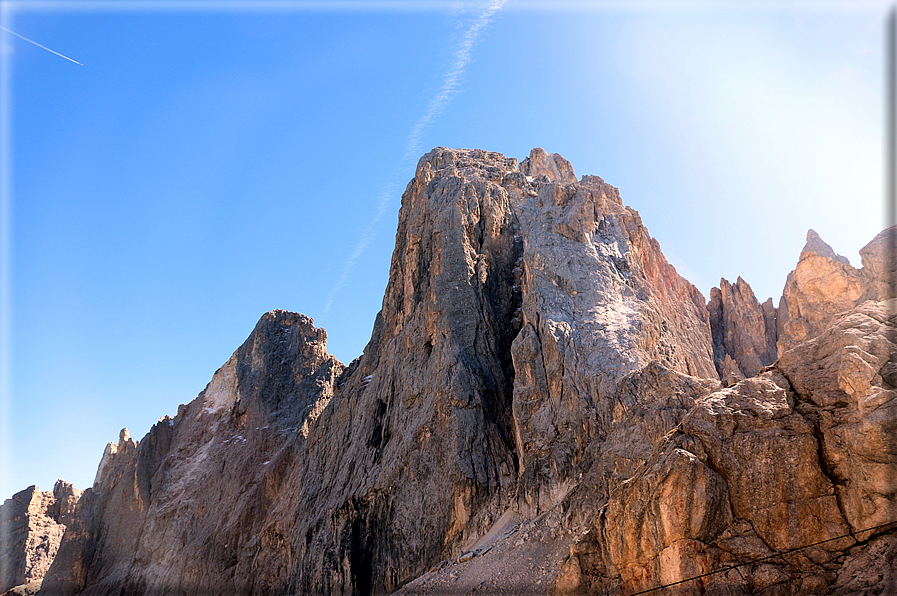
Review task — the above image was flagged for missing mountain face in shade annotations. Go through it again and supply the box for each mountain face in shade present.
[4,148,893,596]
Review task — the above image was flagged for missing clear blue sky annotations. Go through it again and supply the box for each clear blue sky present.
[1,0,888,498]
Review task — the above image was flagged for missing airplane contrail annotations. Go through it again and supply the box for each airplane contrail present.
[323,0,505,315]
[403,0,505,163]
[0,26,83,66]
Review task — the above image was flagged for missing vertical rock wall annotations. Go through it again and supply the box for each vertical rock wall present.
[708,276,778,381]
[509,149,717,516]
[554,227,897,596]
[40,311,345,596]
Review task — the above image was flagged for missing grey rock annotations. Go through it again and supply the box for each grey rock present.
[25,149,897,596]
[41,311,344,595]
[708,276,778,378]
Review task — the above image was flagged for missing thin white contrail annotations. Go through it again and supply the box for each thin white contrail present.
[403,0,505,162]
[322,182,399,315]
[323,0,506,315]
[0,25,83,65]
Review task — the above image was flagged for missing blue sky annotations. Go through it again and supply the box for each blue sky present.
[0,0,889,498]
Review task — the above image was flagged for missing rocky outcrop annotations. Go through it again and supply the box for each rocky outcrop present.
[394,224,896,595]
[708,277,778,382]
[778,300,897,534]
[287,146,717,593]
[27,149,897,596]
[710,227,894,383]
[777,229,893,355]
[0,481,82,595]
[859,227,897,302]
[520,148,577,184]
[509,147,717,516]
[41,310,345,595]
[38,148,719,596]
[575,293,897,595]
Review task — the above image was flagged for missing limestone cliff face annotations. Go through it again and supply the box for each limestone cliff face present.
[41,311,344,595]
[576,295,896,596]
[284,147,718,593]
[708,276,778,382]
[0,481,81,595]
[28,149,897,596]
[281,147,525,595]
[508,148,717,516]
[540,229,896,596]
[777,229,888,355]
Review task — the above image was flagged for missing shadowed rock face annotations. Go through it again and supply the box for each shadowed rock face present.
[28,149,897,596]
[708,276,778,382]
[40,311,345,596]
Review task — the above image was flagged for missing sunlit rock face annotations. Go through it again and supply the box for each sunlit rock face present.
[542,228,897,596]
[29,149,896,596]
[508,147,718,518]
[776,228,891,355]
[0,480,81,595]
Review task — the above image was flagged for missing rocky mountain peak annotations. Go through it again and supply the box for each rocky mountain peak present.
[708,275,777,382]
[519,147,577,184]
[13,149,896,596]
[777,228,891,354]
[1,481,83,594]
[859,226,897,301]
[801,228,851,265]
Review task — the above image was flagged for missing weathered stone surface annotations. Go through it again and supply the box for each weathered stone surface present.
[561,362,719,527]
[583,372,840,594]
[832,533,897,595]
[0,481,82,594]
[708,276,778,379]
[519,147,577,184]
[549,294,896,596]
[778,300,897,534]
[280,148,525,595]
[859,226,897,302]
[432,226,895,595]
[509,152,717,516]
[23,149,897,596]
[40,310,344,595]
[777,228,895,355]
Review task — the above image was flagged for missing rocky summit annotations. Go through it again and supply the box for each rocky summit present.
[3,148,895,596]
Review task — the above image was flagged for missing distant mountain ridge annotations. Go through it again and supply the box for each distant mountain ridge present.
[2,148,894,596]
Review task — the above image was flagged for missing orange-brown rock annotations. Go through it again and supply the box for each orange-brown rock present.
[777,228,894,354]
[0,481,82,595]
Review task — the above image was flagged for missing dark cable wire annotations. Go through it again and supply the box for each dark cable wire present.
[628,520,897,595]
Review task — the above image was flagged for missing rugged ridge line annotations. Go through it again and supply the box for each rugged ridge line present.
[5,148,892,596]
